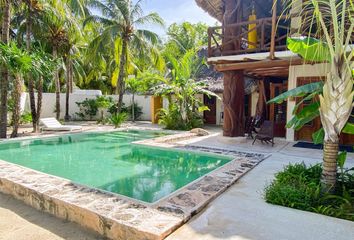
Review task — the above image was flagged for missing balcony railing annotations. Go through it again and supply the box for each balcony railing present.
[208,16,292,58]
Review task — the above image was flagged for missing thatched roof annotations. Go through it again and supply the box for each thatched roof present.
[195,0,277,22]
[195,0,224,22]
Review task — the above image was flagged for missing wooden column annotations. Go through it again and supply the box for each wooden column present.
[223,71,245,136]
[222,0,245,137]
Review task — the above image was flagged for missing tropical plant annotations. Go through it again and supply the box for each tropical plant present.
[75,98,98,120]
[165,22,209,57]
[85,0,164,113]
[0,43,32,137]
[153,50,219,130]
[264,162,354,221]
[95,95,113,123]
[270,0,354,192]
[110,112,127,128]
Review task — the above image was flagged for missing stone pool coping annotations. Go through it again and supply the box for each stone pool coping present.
[0,128,268,240]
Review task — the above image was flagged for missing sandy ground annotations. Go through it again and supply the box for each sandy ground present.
[0,193,103,240]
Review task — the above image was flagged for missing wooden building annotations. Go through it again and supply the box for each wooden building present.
[195,0,353,144]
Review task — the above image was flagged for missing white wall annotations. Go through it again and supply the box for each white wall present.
[24,93,152,121]
[286,63,329,141]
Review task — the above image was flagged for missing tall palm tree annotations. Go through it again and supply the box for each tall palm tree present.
[274,0,354,191]
[0,0,12,138]
[86,0,164,113]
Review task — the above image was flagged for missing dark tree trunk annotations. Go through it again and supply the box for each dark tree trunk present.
[65,57,72,121]
[26,9,37,132]
[116,39,128,114]
[35,77,43,131]
[53,47,60,120]
[223,71,245,137]
[11,75,22,138]
[222,0,245,137]
[0,0,11,138]
[132,93,135,122]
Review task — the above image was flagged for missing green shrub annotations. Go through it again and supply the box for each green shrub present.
[20,111,32,124]
[158,104,204,130]
[109,112,127,128]
[264,163,354,221]
[108,102,143,121]
[75,98,98,120]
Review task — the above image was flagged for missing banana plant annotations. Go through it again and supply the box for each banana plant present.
[271,0,354,192]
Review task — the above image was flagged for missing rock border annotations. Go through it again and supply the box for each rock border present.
[0,130,267,240]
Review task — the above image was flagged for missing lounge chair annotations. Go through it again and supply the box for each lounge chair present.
[40,118,82,132]
[252,120,275,146]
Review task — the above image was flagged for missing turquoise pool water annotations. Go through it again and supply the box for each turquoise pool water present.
[0,130,232,203]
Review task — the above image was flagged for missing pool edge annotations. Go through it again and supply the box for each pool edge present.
[0,141,268,240]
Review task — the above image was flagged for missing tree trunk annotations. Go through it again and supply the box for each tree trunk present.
[26,7,37,132]
[0,0,11,138]
[116,39,128,114]
[65,57,72,121]
[35,77,43,131]
[132,93,135,122]
[223,71,245,137]
[11,75,22,138]
[53,47,60,120]
[321,141,339,192]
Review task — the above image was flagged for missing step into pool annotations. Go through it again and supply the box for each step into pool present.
[0,130,232,203]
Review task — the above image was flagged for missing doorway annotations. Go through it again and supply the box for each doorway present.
[269,82,287,137]
[204,95,217,124]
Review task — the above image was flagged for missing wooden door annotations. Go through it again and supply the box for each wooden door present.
[269,82,287,137]
[204,95,217,124]
[295,77,322,141]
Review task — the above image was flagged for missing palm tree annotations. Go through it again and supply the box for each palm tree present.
[86,0,164,113]
[271,0,354,191]
[0,0,12,138]
[0,43,32,137]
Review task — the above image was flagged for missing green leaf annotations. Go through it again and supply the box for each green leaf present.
[287,37,331,62]
[198,106,209,112]
[337,151,347,169]
[312,128,324,144]
[268,82,323,104]
[342,123,354,134]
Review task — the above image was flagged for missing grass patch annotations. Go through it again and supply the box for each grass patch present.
[264,163,354,221]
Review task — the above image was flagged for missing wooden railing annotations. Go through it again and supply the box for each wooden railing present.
[208,16,292,58]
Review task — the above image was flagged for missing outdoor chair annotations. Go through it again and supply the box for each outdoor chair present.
[245,116,257,139]
[252,120,275,146]
[40,118,82,132]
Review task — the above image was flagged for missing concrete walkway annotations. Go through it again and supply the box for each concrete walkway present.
[167,135,354,240]
[0,126,353,240]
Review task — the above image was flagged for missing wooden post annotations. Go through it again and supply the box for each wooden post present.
[270,0,277,59]
[208,28,212,57]
[222,0,245,137]
[223,71,245,137]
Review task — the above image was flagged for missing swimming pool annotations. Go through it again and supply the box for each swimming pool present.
[0,130,232,203]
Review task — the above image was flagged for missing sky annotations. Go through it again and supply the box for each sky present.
[138,0,217,36]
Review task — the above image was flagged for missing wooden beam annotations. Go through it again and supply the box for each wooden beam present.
[270,0,277,60]
[215,59,303,72]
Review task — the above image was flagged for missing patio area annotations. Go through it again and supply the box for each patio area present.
[0,123,353,240]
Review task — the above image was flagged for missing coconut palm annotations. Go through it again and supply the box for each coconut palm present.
[0,43,32,137]
[0,0,12,138]
[86,0,164,113]
[271,0,354,191]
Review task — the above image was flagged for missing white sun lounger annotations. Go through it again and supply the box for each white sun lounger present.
[40,118,83,132]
